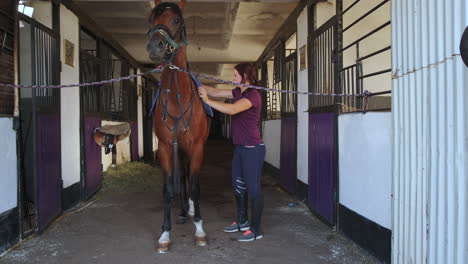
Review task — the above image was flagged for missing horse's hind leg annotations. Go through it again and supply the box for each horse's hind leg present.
[157,144,174,253]
[188,143,207,246]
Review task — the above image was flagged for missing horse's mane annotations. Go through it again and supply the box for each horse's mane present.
[149,3,182,23]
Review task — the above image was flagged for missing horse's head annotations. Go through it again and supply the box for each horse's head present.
[147,0,187,64]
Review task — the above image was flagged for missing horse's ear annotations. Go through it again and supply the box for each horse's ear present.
[154,0,161,6]
[178,0,186,11]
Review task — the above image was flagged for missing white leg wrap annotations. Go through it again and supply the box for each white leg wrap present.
[194,220,206,237]
[188,198,195,217]
[158,231,170,243]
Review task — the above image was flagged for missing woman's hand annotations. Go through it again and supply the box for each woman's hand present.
[198,86,210,103]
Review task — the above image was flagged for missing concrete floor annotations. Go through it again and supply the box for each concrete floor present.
[1,140,380,264]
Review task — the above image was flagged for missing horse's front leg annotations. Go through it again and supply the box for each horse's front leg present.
[176,162,189,225]
[188,143,207,246]
[157,144,174,253]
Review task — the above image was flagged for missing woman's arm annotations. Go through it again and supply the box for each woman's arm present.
[201,85,234,99]
[198,87,251,115]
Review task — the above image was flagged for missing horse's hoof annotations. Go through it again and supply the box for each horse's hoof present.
[176,216,188,225]
[194,236,207,247]
[157,242,170,253]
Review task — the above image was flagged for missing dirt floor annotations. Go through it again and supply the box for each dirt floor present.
[0,140,380,264]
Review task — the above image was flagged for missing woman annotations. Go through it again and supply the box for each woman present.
[197,62,265,242]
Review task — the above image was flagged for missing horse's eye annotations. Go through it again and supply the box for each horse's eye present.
[174,18,180,24]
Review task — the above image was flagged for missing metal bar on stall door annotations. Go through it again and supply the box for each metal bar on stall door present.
[359,69,392,79]
[355,63,365,109]
[327,28,330,106]
[319,31,327,106]
[343,0,390,33]
[316,36,319,107]
[318,34,322,107]
[47,32,51,107]
[358,45,391,62]
[30,20,39,230]
[316,35,319,107]
[355,42,360,109]
[341,63,359,72]
[313,37,317,108]
[341,0,360,16]
[367,90,391,96]
[330,28,333,105]
[347,68,351,109]
[325,30,329,105]
[341,21,391,53]
[325,29,329,106]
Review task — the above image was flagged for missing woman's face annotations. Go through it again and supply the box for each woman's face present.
[233,69,243,84]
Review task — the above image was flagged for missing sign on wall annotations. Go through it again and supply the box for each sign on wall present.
[64,39,75,67]
[299,44,307,71]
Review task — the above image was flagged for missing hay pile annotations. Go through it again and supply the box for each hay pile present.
[97,162,163,198]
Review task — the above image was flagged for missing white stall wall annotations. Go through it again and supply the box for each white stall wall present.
[316,0,336,28]
[0,119,18,213]
[262,120,281,169]
[101,120,132,171]
[338,112,392,229]
[296,7,308,183]
[60,5,80,188]
[31,0,52,29]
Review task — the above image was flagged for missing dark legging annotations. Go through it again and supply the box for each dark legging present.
[231,144,266,234]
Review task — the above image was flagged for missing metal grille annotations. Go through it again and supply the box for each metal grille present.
[338,0,392,112]
[80,51,101,113]
[264,42,284,120]
[32,25,60,111]
[80,29,134,121]
[281,51,297,113]
[309,16,337,109]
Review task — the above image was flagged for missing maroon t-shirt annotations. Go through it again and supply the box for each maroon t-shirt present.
[231,88,263,145]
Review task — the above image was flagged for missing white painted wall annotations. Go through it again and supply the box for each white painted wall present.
[338,112,392,229]
[316,0,336,28]
[101,120,132,171]
[137,72,144,158]
[60,5,80,188]
[296,7,308,184]
[0,119,18,213]
[262,120,281,168]
[31,0,52,29]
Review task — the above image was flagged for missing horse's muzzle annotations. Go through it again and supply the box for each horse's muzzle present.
[146,37,165,63]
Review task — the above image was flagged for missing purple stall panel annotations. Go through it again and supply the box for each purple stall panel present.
[84,116,102,197]
[131,122,139,161]
[280,115,297,193]
[308,112,336,225]
[36,113,62,231]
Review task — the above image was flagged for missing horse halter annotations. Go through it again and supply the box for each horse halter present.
[148,4,188,63]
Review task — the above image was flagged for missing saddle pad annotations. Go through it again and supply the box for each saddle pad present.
[98,122,131,136]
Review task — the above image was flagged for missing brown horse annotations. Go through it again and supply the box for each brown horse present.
[146,0,210,253]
